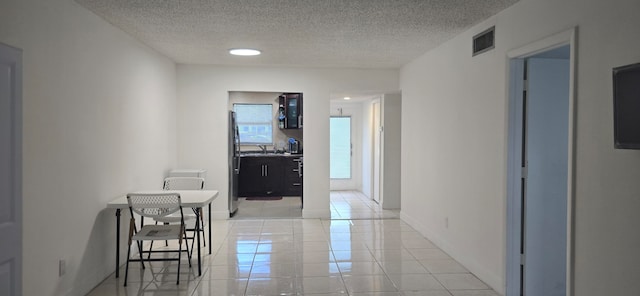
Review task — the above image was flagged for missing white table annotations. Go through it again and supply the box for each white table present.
[107,190,219,278]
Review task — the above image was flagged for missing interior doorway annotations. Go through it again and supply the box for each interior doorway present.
[0,42,23,296]
[328,93,401,216]
[506,30,575,296]
[228,91,304,219]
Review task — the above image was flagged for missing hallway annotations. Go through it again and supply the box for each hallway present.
[330,191,400,220]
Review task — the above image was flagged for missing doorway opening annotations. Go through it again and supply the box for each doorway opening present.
[506,29,576,296]
[0,42,23,296]
[329,93,401,219]
[228,91,303,219]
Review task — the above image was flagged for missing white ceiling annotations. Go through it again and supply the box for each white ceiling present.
[75,0,519,69]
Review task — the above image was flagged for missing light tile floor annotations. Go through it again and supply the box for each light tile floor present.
[330,191,400,220]
[233,196,303,219]
[87,191,500,296]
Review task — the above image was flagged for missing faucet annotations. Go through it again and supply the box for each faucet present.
[256,144,268,153]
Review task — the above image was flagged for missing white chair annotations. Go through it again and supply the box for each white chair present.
[125,193,191,286]
[152,177,206,255]
[163,176,205,191]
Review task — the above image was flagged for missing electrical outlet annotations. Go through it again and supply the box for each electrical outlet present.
[59,259,66,277]
[445,217,449,229]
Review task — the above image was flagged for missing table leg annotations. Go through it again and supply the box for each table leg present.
[115,209,121,278]
[208,203,212,254]
[196,207,202,276]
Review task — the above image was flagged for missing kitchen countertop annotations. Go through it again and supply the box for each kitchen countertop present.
[240,152,303,157]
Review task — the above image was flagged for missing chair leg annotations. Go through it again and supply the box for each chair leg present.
[131,217,146,269]
[148,221,158,259]
[202,227,206,247]
[125,217,141,286]
[147,240,154,260]
[201,227,206,248]
[198,225,206,248]
[184,229,192,267]
[137,240,145,269]
[189,230,195,259]
[200,209,206,247]
[177,231,184,285]
[189,228,203,259]
[129,218,144,270]
[165,222,169,246]
[177,241,181,285]
[124,243,131,286]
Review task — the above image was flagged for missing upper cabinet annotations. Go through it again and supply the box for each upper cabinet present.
[279,93,303,129]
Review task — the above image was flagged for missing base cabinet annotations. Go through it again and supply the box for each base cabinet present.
[283,157,303,196]
[238,156,303,197]
[238,157,283,197]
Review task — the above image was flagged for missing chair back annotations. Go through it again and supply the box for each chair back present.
[163,177,205,190]
[127,193,182,219]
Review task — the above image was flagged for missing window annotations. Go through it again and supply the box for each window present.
[330,116,351,179]
[234,104,273,144]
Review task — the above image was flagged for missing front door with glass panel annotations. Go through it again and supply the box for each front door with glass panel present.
[330,117,352,180]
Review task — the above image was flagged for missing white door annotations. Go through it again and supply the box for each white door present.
[372,101,381,203]
[330,116,352,180]
[0,43,22,296]
[522,57,569,296]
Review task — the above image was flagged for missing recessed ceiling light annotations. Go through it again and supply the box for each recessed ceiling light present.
[229,48,261,56]
[344,97,351,100]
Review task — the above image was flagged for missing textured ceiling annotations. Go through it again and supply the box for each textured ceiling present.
[75,0,519,69]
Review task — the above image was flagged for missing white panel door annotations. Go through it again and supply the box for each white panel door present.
[0,43,22,296]
[524,57,569,296]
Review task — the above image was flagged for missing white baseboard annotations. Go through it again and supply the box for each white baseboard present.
[302,208,331,219]
[400,211,505,295]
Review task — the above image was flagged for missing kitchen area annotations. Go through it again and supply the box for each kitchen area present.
[228,91,304,218]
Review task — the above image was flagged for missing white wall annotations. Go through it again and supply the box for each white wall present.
[400,0,640,294]
[176,66,398,218]
[381,93,401,209]
[0,1,178,295]
[329,101,364,191]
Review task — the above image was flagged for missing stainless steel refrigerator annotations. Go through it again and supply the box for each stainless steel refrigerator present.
[228,111,240,216]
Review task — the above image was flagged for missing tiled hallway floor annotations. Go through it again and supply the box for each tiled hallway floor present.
[233,196,303,219]
[88,192,499,296]
[232,191,400,220]
[330,191,399,220]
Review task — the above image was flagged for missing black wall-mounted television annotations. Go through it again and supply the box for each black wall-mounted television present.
[613,63,640,149]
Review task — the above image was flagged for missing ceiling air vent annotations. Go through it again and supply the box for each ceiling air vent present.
[473,26,495,56]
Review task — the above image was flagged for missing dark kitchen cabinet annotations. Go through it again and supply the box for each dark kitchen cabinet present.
[238,156,283,197]
[238,155,303,198]
[283,157,303,196]
[278,93,303,129]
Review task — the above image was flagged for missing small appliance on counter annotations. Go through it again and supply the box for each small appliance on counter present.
[288,137,301,154]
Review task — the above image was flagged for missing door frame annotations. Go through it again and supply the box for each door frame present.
[506,28,577,296]
[371,98,382,203]
[0,42,23,296]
